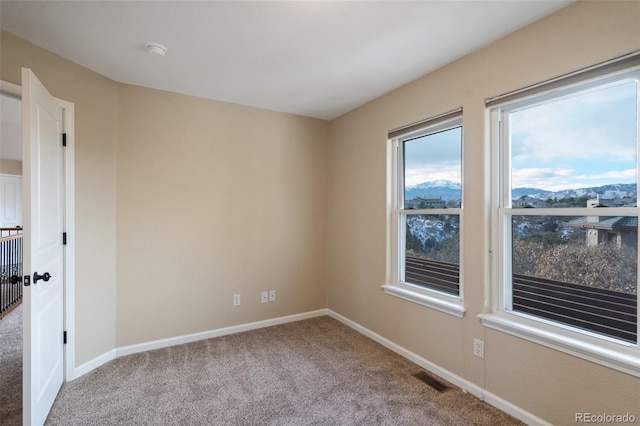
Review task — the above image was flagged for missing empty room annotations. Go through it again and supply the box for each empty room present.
[0,1,639,425]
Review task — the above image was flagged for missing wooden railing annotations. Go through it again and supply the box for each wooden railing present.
[0,227,22,238]
[405,256,459,296]
[405,255,637,343]
[513,274,636,343]
[1,229,23,318]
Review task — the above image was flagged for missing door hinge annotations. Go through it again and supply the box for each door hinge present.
[24,275,31,287]
[63,331,67,344]
[62,133,67,147]
[63,232,67,245]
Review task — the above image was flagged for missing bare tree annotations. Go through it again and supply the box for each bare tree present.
[513,239,637,294]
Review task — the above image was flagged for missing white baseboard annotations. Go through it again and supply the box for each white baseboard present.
[327,310,550,426]
[72,308,548,425]
[73,349,116,380]
[116,309,328,358]
[73,309,328,380]
[482,390,551,426]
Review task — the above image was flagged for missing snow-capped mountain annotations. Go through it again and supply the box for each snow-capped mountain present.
[406,180,636,202]
[511,183,636,201]
[405,179,461,201]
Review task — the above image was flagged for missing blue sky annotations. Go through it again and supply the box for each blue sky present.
[404,80,638,191]
[404,127,461,187]
[511,80,637,191]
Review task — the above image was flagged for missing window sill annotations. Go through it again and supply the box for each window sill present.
[480,312,639,377]
[381,284,465,318]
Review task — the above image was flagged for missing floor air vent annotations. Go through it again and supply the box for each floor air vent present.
[412,372,451,393]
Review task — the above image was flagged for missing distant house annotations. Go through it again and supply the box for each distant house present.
[405,196,447,209]
[567,199,638,248]
[513,195,545,208]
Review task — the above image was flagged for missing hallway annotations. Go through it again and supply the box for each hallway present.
[0,303,22,425]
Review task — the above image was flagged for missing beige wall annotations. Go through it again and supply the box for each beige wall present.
[327,2,640,425]
[0,159,22,175]
[1,30,328,359]
[2,1,639,423]
[115,84,328,345]
[1,31,118,365]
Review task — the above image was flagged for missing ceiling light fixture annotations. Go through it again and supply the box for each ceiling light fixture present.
[145,42,167,57]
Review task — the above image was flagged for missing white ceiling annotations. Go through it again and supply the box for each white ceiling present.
[0,1,571,124]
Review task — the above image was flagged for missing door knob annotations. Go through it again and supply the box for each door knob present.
[33,272,52,284]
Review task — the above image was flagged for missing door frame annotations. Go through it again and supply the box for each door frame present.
[1,79,76,382]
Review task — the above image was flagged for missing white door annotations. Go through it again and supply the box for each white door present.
[22,68,65,426]
[0,174,23,228]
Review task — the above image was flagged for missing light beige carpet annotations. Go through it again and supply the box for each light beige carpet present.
[45,316,522,425]
[1,307,523,425]
[0,302,22,425]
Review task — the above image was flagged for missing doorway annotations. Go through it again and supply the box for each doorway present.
[0,78,76,425]
[0,91,25,425]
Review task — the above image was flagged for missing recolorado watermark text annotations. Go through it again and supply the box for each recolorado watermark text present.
[575,413,637,423]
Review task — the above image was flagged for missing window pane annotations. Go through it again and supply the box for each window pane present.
[405,214,459,296]
[511,215,637,343]
[510,81,637,208]
[404,127,461,209]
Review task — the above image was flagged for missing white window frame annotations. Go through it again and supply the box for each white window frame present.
[483,63,640,377]
[382,111,465,318]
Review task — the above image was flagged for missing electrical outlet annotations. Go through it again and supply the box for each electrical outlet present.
[269,290,276,302]
[233,294,241,306]
[473,338,484,359]
[261,291,268,303]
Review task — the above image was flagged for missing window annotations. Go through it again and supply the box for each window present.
[485,55,640,376]
[383,110,464,317]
